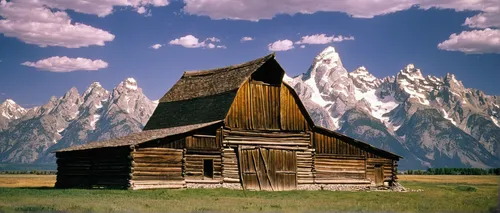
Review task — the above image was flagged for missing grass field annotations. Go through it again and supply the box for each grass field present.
[0,175,498,212]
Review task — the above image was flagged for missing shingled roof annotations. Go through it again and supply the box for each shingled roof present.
[143,53,277,130]
[55,121,223,152]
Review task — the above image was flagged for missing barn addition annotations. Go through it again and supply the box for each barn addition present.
[55,53,402,191]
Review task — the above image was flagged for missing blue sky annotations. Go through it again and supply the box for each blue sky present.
[0,0,499,107]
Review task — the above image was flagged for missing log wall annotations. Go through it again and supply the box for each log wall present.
[223,129,310,149]
[130,147,185,190]
[225,81,309,132]
[296,149,315,184]
[366,158,394,182]
[184,153,222,182]
[314,155,368,184]
[55,147,131,189]
[222,148,240,183]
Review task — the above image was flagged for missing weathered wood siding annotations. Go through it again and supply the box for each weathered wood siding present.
[130,147,185,190]
[314,155,367,183]
[223,129,310,148]
[225,81,309,132]
[366,158,394,182]
[313,132,366,156]
[296,149,315,184]
[55,147,131,189]
[184,153,222,182]
[312,131,397,184]
[222,148,240,183]
[238,147,297,191]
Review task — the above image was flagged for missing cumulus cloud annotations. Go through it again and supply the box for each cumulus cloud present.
[169,35,226,49]
[295,34,354,45]
[181,0,500,54]
[151,44,162,49]
[22,56,109,72]
[300,45,305,48]
[241,36,254,42]
[268,39,294,51]
[0,0,115,48]
[182,0,498,20]
[437,28,500,54]
[39,0,169,17]
[464,12,500,28]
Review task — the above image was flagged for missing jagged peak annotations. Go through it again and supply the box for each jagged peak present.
[117,78,138,91]
[2,99,16,106]
[84,81,107,97]
[314,46,342,65]
[398,63,424,81]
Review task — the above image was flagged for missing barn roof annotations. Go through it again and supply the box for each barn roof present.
[143,53,277,130]
[55,120,223,152]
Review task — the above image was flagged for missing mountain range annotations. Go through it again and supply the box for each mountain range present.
[284,46,500,169]
[0,78,157,163]
[1,47,499,169]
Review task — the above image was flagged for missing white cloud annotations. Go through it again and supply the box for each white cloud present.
[151,44,162,49]
[169,35,226,49]
[268,39,294,51]
[0,0,115,48]
[437,28,500,54]
[39,0,170,17]
[22,56,109,72]
[137,6,147,14]
[241,36,254,42]
[217,45,227,49]
[296,34,354,45]
[182,0,499,21]
[300,45,305,48]
[464,12,500,28]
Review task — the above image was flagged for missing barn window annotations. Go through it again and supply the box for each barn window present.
[203,159,214,179]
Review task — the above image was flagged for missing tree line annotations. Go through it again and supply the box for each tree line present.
[405,168,500,175]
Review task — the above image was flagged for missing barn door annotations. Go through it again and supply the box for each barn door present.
[238,146,297,191]
[374,164,384,186]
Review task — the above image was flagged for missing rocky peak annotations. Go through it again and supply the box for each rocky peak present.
[443,73,465,91]
[117,78,138,91]
[0,99,26,120]
[349,66,381,91]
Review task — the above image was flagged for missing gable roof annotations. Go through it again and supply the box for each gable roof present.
[55,121,223,152]
[143,53,276,130]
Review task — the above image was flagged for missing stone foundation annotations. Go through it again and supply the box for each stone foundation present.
[185,182,407,192]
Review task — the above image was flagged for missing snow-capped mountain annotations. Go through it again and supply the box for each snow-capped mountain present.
[285,46,500,169]
[0,99,27,131]
[0,78,157,163]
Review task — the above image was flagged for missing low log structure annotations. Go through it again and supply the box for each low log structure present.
[55,53,401,191]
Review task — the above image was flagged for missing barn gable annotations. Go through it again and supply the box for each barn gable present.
[144,54,276,130]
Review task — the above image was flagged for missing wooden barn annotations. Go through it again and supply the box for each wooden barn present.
[55,53,402,191]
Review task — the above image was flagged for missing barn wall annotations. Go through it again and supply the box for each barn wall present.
[184,152,222,182]
[366,158,394,182]
[55,147,131,189]
[225,81,309,132]
[130,147,185,190]
[296,149,315,184]
[222,148,240,183]
[222,129,310,148]
[312,131,397,184]
[314,155,367,183]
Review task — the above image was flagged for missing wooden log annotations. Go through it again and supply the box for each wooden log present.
[133,167,182,172]
[131,176,184,181]
[134,171,182,176]
[132,180,186,185]
[314,179,371,184]
[223,178,240,183]
[224,140,309,146]
[185,179,222,183]
[137,147,183,152]
[225,130,309,138]
[132,162,182,167]
[133,158,182,163]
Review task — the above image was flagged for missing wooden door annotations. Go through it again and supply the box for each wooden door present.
[238,146,297,191]
[374,165,384,186]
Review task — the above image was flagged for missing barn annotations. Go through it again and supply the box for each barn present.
[54,53,402,191]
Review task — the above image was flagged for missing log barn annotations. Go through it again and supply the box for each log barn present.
[55,53,402,191]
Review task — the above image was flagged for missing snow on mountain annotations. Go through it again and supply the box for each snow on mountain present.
[0,99,27,131]
[287,46,500,169]
[0,78,158,163]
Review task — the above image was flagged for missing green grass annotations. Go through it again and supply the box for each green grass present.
[0,175,498,212]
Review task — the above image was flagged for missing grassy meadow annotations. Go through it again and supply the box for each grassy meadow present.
[0,174,498,212]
